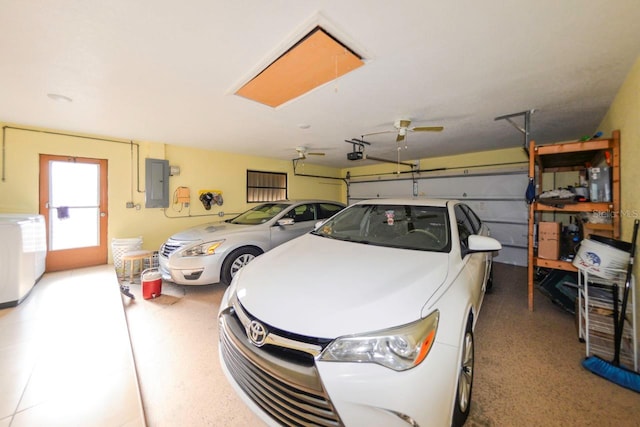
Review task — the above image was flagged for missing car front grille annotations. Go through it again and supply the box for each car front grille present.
[160,239,183,257]
[219,301,343,426]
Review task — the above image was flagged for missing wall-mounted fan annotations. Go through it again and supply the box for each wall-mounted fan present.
[365,119,444,142]
[295,146,325,159]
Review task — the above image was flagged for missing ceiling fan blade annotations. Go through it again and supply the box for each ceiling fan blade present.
[396,134,405,143]
[411,126,444,132]
[308,152,325,156]
[362,130,395,137]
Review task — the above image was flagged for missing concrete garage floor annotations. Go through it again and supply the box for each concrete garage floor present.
[470,264,640,426]
[122,275,261,426]
[123,262,640,426]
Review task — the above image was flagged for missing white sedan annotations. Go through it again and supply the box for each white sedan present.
[218,199,501,426]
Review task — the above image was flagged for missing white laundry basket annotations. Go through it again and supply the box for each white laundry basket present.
[111,237,143,277]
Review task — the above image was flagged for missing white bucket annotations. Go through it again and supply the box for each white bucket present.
[572,238,630,280]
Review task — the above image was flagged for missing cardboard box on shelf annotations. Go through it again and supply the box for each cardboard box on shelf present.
[538,221,560,260]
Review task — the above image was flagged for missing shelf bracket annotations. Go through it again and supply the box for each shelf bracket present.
[495,109,535,156]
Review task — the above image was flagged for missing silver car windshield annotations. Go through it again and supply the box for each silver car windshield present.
[227,203,290,225]
[312,204,451,252]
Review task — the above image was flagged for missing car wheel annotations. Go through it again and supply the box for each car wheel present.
[220,247,263,285]
[452,319,474,427]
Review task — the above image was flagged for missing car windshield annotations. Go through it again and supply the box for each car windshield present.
[227,203,290,225]
[312,204,451,252]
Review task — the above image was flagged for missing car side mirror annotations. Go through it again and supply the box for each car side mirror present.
[467,234,502,253]
[277,218,295,226]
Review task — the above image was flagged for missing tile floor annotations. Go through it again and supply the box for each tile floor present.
[0,266,145,427]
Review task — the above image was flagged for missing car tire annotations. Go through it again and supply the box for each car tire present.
[486,263,494,291]
[220,247,263,285]
[452,318,474,427]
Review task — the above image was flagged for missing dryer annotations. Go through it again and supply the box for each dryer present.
[0,214,46,308]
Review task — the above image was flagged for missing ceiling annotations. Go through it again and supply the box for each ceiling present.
[2,1,639,169]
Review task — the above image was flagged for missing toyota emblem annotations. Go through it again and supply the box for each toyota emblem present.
[248,320,268,347]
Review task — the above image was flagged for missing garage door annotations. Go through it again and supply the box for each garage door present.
[348,166,528,266]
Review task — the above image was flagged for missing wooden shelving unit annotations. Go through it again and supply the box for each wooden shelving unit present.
[527,130,621,311]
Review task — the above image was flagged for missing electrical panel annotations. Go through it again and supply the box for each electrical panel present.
[145,158,170,208]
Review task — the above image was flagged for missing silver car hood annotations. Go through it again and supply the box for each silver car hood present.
[169,221,255,242]
[235,233,449,338]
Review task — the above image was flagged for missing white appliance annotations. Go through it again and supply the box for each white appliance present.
[0,214,47,308]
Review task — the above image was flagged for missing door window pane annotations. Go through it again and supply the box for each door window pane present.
[49,161,100,250]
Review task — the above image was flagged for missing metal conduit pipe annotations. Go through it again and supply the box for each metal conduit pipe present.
[1,126,144,194]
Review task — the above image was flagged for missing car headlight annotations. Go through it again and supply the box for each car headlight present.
[318,310,439,371]
[182,240,224,257]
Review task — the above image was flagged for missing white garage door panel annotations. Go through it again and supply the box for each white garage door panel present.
[494,247,527,266]
[349,179,412,200]
[348,167,529,267]
[419,173,525,198]
[486,222,528,247]
[457,200,527,224]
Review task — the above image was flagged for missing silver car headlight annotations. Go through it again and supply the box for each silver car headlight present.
[318,310,439,371]
[182,240,224,257]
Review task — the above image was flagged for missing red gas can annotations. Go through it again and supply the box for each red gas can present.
[141,268,162,299]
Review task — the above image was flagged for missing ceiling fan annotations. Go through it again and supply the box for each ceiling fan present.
[365,119,444,143]
[295,146,325,160]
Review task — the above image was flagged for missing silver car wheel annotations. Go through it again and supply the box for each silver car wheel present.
[230,253,256,276]
[457,330,474,413]
[220,247,263,286]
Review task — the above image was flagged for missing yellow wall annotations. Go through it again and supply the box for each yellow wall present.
[0,123,345,260]
[598,56,640,240]
[598,56,640,289]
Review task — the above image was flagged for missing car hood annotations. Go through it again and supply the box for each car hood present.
[234,233,449,338]
[170,221,256,242]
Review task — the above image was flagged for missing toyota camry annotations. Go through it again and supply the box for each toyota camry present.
[218,199,501,426]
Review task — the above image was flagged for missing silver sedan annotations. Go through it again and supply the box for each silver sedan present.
[159,200,345,285]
